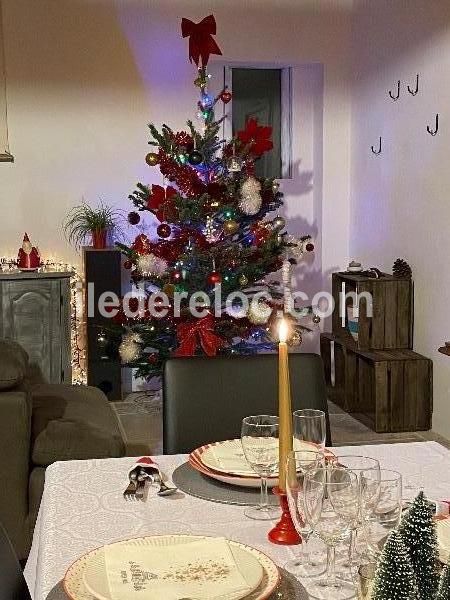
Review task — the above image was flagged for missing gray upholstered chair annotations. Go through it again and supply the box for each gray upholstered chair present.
[0,521,31,600]
[0,339,127,560]
[163,353,331,454]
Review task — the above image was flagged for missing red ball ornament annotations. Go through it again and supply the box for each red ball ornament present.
[207,271,222,285]
[220,90,232,104]
[128,211,140,225]
[123,259,133,270]
[306,242,315,252]
[171,270,182,282]
[157,223,171,238]
[148,352,158,364]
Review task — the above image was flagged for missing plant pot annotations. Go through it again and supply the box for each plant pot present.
[91,229,107,249]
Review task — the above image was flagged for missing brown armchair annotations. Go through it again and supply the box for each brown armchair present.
[0,339,126,559]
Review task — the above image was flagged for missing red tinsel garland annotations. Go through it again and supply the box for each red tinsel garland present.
[158,150,203,197]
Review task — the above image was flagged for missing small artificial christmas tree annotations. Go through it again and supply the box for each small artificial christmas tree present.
[399,491,439,600]
[115,14,314,380]
[437,562,450,600]
[372,530,417,600]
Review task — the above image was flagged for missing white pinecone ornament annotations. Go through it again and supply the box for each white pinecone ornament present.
[239,176,262,215]
[137,253,168,277]
[247,300,272,325]
[119,332,142,363]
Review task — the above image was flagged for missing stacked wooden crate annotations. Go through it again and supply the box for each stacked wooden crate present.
[320,272,432,433]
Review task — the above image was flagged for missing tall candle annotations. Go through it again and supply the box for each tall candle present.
[278,319,293,493]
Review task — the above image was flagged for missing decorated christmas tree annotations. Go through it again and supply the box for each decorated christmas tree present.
[372,530,417,600]
[400,491,439,600]
[437,562,450,600]
[115,15,314,380]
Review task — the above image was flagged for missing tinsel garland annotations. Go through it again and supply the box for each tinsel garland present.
[158,150,203,197]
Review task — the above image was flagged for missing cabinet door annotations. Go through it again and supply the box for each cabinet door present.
[0,279,62,382]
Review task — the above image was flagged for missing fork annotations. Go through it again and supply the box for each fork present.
[123,472,138,501]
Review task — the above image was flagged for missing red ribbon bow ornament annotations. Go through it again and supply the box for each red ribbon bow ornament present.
[181,15,222,67]
[147,185,177,223]
[174,313,226,357]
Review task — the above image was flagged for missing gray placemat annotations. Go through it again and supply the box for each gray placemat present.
[271,568,309,599]
[172,461,279,506]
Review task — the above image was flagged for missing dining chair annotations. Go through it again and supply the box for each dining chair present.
[163,353,332,454]
[0,521,32,600]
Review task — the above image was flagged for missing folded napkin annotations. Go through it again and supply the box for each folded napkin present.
[210,444,254,475]
[437,518,450,563]
[104,537,252,600]
[128,457,160,481]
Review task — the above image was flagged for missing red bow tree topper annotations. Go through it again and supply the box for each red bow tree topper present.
[147,185,177,222]
[181,15,222,67]
[237,118,273,157]
[174,313,226,357]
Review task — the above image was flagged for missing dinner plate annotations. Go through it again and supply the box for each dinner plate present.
[189,452,274,489]
[437,517,450,563]
[63,535,280,600]
[200,439,328,478]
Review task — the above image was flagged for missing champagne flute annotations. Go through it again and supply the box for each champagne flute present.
[241,415,280,520]
[361,469,402,558]
[330,455,380,566]
[285,449,326,577]
[293,409,326,451]
[304,466,360,599]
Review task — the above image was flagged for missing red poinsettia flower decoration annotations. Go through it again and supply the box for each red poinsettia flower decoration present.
[237,118,273,157]
[147,185,178,222]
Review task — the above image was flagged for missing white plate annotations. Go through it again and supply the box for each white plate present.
[437,517,450,563]
[63,535,279,600]
[200,439,331,478]
[189,453,276,489]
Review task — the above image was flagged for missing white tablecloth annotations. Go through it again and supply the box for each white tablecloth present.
[24,441,450,599]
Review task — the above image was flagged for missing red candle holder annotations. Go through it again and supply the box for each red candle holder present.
[268,486,302,545]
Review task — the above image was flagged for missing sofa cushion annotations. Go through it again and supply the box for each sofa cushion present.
[0,339,28,390]
[31,383,125,466]
[0,354,25,390]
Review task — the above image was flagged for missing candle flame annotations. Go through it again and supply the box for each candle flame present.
[278,319,288,343]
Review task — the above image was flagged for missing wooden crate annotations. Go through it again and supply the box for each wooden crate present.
[331,272,413,350]
[321,333,432,433]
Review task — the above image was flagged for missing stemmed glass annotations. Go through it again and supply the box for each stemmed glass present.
[241,415,280,521]
[303,466,360,599]
[285,449,326,577]
[329,455,380,566]
[360,469,402,558]
[293,409,326,451]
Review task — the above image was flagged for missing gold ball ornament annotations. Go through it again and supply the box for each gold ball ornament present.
[272,215,286,230]
[145,152,159,167]
[238,274,249,287]
[224,219,239,235]
[289,330,302,347]
[162,283,175,298]
[312,314,321,324]
[272,181,280,193]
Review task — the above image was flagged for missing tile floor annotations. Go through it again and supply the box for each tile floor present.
[113,393,450,454]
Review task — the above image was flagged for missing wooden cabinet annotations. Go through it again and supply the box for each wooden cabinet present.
[0,271,72,383]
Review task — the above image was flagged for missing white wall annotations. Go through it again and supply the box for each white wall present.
[350,0,450,438]
[0,0,352,298]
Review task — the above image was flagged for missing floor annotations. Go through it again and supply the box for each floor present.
[113,392,450,455]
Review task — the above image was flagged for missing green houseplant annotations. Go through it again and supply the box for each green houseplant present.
[63,202,123,250]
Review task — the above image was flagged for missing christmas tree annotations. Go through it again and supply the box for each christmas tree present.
[372,530,417,600]
[115,15,314,380]
[399,491,439,600]
[437,562,450,600]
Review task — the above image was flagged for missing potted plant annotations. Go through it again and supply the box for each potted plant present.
[63,202,123,250]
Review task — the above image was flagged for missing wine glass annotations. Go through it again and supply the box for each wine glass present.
[241,415,280,520]
[330,455,380,566]
[361,469,402,558]
[293,409,326,451]
[285,449,326,577]
[303,466,360,599]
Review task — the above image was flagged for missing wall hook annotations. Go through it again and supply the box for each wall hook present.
[407,74,419,96]
[427,114,439,136]
[389,80,401,101]
[371,137,382,155]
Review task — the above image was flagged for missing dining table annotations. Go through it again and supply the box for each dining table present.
[24,440,450,600]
